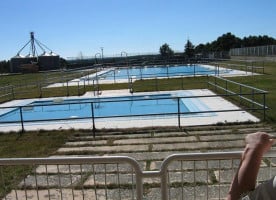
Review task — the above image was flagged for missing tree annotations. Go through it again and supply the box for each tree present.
[184,39,195,58]
[216,32,241,51]
[0,60,10,73]
[159,43,174,57]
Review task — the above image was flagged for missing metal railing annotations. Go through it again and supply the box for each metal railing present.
[0,70,96,103]
[92,65,227,84]
[207,75,268,120]
[1,150,276,199]
[230,45,276,57]
[0,89,268,134]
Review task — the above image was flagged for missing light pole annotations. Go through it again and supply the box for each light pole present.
[100,47,104,65]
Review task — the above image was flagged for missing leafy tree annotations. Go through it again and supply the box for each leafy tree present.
[194,32,276,55]
[159,43,174,57]
[216,32,241,51]
[0,60,10,73]
[184,39,195,58]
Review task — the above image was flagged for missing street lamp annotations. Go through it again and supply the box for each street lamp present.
[100,47,104,65]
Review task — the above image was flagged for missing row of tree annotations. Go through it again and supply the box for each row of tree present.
[160,32,276,58]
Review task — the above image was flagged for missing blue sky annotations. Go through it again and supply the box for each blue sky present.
[0,0,276,60]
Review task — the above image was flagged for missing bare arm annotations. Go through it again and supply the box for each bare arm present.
[227,132,274,200]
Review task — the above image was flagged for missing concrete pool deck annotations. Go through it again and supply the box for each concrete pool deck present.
[0,89,259,133]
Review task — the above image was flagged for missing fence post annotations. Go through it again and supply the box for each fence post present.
[129,77,133,93]
[140,68,143,80]
[215,77,217,92]
[239,85,242,105]
[181,76,184,89]
[91,102,96,138]
[11,85,15,100]
[155,77,158,91]
[77,81,80,96]
[39,83,42,98]
[263,93,266,121]
[251,89,255,110]
[19,107,24,134]
[66,81,69,96]
[177,97,181,128]
[225,80,228,95]
[114,69,116,83]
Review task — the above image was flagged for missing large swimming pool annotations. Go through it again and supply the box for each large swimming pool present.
[82,64,231,81]
[0,92,211,123]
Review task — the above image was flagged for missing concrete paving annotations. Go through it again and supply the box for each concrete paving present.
[4,124,276,200]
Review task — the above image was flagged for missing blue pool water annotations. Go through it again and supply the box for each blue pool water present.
[90,65,231,80]
[0,93,210,123]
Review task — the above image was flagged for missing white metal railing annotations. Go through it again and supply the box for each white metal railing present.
[1,151,276,200]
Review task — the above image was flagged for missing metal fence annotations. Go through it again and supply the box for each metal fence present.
[0,86,268,134]
[207,75,268,120]
[0,70,95,103]
[1,150,276,199]
[230,45,276,57]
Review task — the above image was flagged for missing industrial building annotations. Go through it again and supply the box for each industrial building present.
[10,32,60,73]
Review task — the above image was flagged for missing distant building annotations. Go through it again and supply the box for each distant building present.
[10,32,60,73]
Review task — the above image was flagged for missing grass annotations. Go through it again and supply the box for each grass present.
[0,130,74,197]
[217,60,276,124]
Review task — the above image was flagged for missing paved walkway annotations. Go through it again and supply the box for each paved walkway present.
[4,123,276,199]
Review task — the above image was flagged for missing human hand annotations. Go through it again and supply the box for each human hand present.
[245,132,275,154]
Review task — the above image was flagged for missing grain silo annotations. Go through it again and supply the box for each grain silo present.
[10,32,60,73]
[38,51,60,71]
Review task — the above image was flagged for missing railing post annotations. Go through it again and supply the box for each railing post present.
[177,97,181,128]
[39,83,42,98]
[77,81,80,96]
[239,85,242,105]
[11,85,15,100]
[155,77,158,91]
[251,89,255,110]
[181,76,184,89]
[114,69,116,83]
[91,102,96,138]
[225,79,228,95]
[215,77,217,92]
[263,93,266,121]
[129,77,133,93]
[66,81,69,96]
[19,107,24,134]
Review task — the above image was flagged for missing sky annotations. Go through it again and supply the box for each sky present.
[0,0,276,60]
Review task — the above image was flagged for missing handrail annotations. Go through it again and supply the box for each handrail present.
[1,151,276,199]
[209,75,268,93]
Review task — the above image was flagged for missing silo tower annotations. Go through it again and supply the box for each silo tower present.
[10,32,60,73]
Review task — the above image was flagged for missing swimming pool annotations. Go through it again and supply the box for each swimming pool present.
[0,92,212,123]
[82,64,232,81]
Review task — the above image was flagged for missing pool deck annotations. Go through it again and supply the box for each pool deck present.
[0,89,259,133]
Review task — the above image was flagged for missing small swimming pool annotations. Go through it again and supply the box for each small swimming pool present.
[83,64,231,81]
[0,92,212,123]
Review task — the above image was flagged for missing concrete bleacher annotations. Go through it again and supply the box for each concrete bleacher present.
[4,123,276,199]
